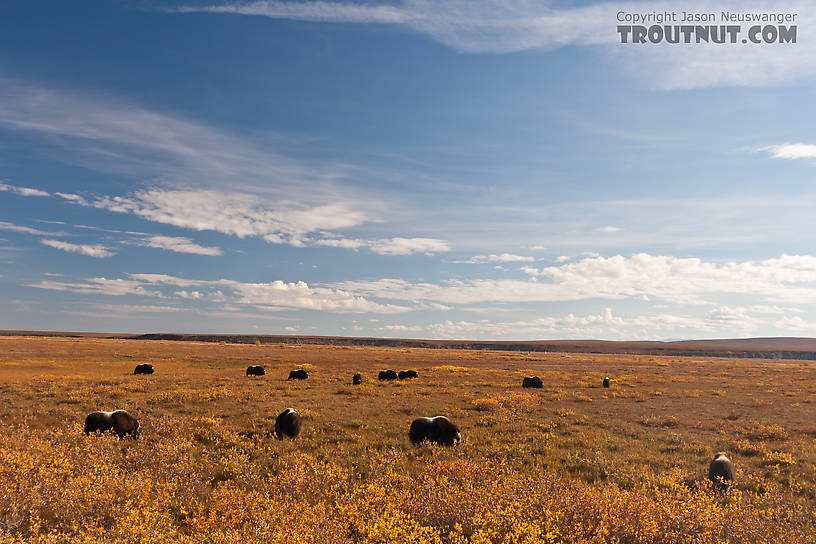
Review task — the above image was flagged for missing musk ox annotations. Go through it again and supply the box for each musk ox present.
[288,369,308,380]
[522,376,543,389]
[603,377,611,388]
[352,373,362,385]
[378,370,398,381]
[275,408,302,439]
[133,363,154,375]
[409,416,461,446]
[708,452,736,490]
[399,370,419,380]
[84,410,141,439]
[246,365,265,376]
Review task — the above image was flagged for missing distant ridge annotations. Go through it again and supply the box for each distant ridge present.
[3,331,816,360]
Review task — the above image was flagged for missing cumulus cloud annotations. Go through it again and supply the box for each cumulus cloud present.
[139,235,223,256]
[0,182,50,197]
[337,253,816,305]
[759,143,816,160]
[40,239,115,258]
[173,0,816,89]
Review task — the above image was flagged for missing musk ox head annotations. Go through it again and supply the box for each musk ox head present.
[603,377,611,388]
[246,365,266,376]
[708,452,736,490]
[288,369,309,380]
[133,364,154,375]
[522,376,543,389]
[275,408,302,439]
[352,373,362,385]
[84,410,141,439]
[409,416,461,446]
[378,370,398,381]
[398,370,418,380]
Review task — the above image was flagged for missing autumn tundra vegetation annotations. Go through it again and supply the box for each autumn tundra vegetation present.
[1,335,815,543]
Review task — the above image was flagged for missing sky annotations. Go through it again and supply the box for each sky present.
[1,0,816,340]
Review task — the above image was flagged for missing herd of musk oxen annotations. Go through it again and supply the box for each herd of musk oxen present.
[82,362,736,490]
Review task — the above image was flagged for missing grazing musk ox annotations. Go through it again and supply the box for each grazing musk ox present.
[409,416,461,446]
[378,370,398,381]
[84,410,141,439]
[246,365,265,376]
[288,369,308,380]
[275,408,302,439]
[399,370,418,380]
[522,376,543,389]
[708,452,736,490]
[352,373,362,385]
[603,376,611,388]
[133,363,154,375]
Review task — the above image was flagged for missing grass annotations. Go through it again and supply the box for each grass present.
[0,336,815,542]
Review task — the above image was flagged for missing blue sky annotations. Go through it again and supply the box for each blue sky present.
[2,0,816,339]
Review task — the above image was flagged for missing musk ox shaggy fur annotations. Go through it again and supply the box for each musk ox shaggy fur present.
[522,376,543,389]
[84,410,141,439]
[708,452,736,490]
[133,363,154,375]
[378,370,398,381]
[352,373,362,385]
[603,376,611,388]
[275,408,302,439]
[399,370,419,380]
[288,369,308,380]
[246,365,265,376]
[409,416,461,446]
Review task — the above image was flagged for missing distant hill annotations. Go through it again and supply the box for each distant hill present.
[4,331,816,360]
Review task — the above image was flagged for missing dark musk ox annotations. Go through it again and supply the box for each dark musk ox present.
[133,363,154,375]
[378,370,398,381]
[352,373,362,385]
[275,408,302,439]
[246,365,265,376]
[409,416,461,446]
[708,452,736,490]
[522,376,543,389]
[84,410,141,439]
[399,370,419,380]
[603,376,611,388]
[288,369,308,380]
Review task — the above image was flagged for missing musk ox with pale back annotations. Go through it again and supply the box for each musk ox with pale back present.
[275,408,302,439]
[522,376,543,389]
[378,370,398,381]
[288,369,308,380]
[352,373,362,385]
[708,452,736,490]
[409,416,461,446]
[399,370,418,380]
[84,410,141,439]
[246,365,265,376]
[603,377,611,388]
[133,363,154,375]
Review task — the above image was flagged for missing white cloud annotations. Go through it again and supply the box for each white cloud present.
[40,239,115,258]
[0,182,50,197]
[55,192,89,205]
[337,253,816,305]
[174,0,816,89]
[0,221,54,236]
[139,235,223,256]
[455,253,534,264]
[25,277,158,297]
[596,226,623,233]
[759,143,816,160]
[307,235,450,254]
[90,304,185,313]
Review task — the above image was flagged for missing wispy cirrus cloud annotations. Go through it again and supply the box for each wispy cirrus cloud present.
[313,236,450,255]
[453,253,534,264]
[759,143,816,160]
[138,234,223,256]
[0,182,50,197]
[0,221,57,236]
[40,239,115,258]
[172,0,816,89]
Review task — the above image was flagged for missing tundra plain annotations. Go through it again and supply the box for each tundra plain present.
[1,335,815,543]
